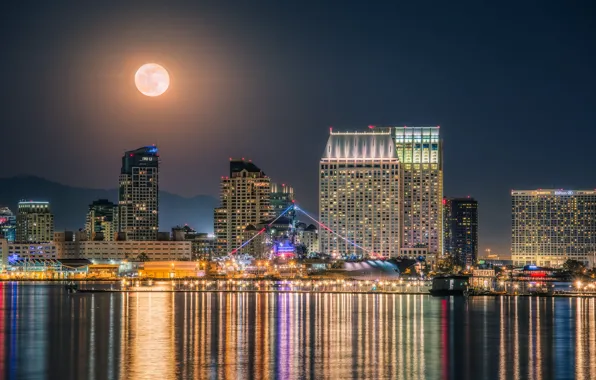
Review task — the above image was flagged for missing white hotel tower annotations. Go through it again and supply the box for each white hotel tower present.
[319,130,401,258]
[511,189,596,267]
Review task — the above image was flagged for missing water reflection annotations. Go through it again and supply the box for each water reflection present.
[1,284,596,379]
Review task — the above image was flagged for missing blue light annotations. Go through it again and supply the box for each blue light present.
[528,265,537,270]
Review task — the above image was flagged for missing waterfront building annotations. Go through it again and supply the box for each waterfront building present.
[379,126,443,256]
[85,199,117,241]
[171,225,217,260]
[0,207,17,242]
[138,261,206,279]
[214,159,272,254]
[15,201,54,243]
[443,197,478,267]
[55,239,191,262]
[399,247,437,268]
[190,233,217,260]
[118,145,159,241]
[470,268,496,290]
[512,189,596,267]
[296,223,318,254]
[319,130,401,258]
[1,240,57,261]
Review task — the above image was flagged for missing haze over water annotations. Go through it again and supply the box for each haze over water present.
[1,283,595,380]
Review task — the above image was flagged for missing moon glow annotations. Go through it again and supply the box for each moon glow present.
[135,63,170,97]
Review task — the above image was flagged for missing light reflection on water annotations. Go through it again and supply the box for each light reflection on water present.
[1,283,596,379]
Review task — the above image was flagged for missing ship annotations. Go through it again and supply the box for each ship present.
[430,275,470,296]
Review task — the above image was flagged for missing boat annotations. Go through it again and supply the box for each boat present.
[430,275,470,296]
[65,282,79,294]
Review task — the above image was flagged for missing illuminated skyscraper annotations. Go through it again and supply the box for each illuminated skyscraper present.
[15,201,54,243]
[319,130,401,258]
[444,197,478,266]
[85,199,117,241]
[380,126,443,256]
[511,189,596,267]
[118,146,159,241]
[0,207,16,242]
[270,183,295,218]
[214,159,272,254]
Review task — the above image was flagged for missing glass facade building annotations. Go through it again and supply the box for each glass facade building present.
[511,189,596,267]
[380,126,443,255]
[443,197,478,267]
[270,183,295,219]
[118,146,159,241]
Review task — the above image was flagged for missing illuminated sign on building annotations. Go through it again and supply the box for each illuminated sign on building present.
[554,190,574,196]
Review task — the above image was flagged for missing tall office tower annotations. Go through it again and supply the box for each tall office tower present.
[0,207,17,242]
[443,197,478,267]
[319,130,401,258]
[85,199,117,241]
[214,159,272,254]
[15,201,54,242]
[511,189,596,268]
[118,146,159,241]
[380,126,443,256]
[270,183,295,218]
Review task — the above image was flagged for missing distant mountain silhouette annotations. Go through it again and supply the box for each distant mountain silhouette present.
[0,176,217,233]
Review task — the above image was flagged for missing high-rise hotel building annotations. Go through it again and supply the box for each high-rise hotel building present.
[15,201,54,243]
[118,146,159,241]
[319,130,401,258]
[214,159,272,254]
[380,126,443,256]
[512,189,596,267]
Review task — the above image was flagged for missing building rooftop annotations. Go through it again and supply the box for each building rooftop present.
[305,224,317,232]
[230,159,266,176]
[511,189,596,196]
[321,131,398,161]
[245,224,257,231]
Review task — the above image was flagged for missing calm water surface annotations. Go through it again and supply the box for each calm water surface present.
[1,282,596,380]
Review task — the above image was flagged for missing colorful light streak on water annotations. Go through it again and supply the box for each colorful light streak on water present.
[0,284,596,379]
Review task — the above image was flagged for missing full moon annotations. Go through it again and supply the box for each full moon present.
[135,63,170,97]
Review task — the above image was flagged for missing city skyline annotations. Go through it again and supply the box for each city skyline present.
[2,2,595,257]
[1,3,595,379]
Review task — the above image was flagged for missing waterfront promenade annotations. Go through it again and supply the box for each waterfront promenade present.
[2,278,588,297]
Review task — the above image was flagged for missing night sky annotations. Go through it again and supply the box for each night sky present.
[1,1,595,256]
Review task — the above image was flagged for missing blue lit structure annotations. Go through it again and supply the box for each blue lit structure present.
[119,145,159,240]
[0,207,16,242]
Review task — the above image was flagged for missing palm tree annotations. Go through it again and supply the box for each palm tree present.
[136,253,150,262]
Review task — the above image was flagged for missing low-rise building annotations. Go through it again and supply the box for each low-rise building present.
[138,261,206,279]
[55,240,191,262]
[470,268,496,290]
[171,226,217,260]
[0,239,57,262]
[191,233,217,260]
[296,223,318,254]
[400,247,437,268]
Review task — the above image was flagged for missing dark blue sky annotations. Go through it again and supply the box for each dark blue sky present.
[1,1,595,255]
